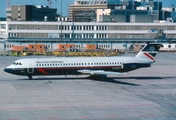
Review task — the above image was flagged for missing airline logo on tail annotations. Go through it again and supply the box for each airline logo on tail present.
[143,52,155,61]
[135,43,162,61]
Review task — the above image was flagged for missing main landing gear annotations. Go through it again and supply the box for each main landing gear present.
[89,75,107,80]
[28,75,32,80]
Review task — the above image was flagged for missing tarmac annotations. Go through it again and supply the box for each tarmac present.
[0,52,176,120]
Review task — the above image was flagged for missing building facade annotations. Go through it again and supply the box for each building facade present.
[69,0,163,22]
[162,6,176,22]
[0,21,176,42]
[6,5,58,21]
[0,21,176,50]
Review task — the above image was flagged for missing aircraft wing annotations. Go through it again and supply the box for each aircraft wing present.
[77,69,124,76]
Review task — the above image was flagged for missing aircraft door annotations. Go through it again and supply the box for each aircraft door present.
[27,59,34,73]
[121,62,124,69]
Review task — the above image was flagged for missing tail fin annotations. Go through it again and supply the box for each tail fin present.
[135,43,162,61]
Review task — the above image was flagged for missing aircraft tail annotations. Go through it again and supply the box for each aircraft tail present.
[135,43,162,61]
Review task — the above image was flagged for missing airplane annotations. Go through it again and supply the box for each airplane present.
[4,43,162,80]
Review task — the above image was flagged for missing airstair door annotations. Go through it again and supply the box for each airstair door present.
[27,59,34,73]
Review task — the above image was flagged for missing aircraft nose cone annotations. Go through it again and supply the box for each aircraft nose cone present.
[4,68,12,74]
[4,68,7,72]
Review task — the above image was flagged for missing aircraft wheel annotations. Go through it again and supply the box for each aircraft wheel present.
[28,75,32,80]
[89,75,107,81]
[90,75,101,80]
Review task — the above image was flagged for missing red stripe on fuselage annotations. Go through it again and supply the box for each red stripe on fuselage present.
[143,52,154,60]
[37,68,49,74]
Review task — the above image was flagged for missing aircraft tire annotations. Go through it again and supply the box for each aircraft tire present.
[28,75,32,80]
[90,75,101,80]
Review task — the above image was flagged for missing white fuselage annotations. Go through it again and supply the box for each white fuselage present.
[4,56,153,77]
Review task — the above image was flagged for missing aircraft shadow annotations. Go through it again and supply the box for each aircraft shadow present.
[17,76,140,86]
[95,77,141,86]
[17,76,176,86]
[110,76,176,80]
[18,76,86,81]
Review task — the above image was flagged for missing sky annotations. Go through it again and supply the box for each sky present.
[0,0,176,17]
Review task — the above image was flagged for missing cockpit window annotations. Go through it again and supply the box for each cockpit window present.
[13,62,22,65]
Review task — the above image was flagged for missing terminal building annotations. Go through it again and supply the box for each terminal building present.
[0,21,176,51]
